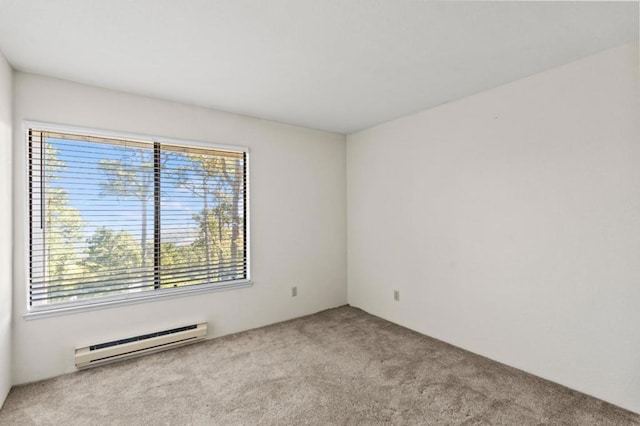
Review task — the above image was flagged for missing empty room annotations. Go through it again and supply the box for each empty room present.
[0,1,639,424]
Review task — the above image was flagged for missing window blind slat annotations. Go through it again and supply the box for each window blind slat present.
[30,259,247,285]
[30,265,247,297]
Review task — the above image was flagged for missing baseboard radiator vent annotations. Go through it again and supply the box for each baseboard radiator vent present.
[75,322,207,369]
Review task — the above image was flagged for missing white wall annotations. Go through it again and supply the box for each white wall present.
[347,42,640,413]
[12,72,347,384]
[0,52,13,408]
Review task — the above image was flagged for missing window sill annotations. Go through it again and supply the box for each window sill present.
[23,280,254,320]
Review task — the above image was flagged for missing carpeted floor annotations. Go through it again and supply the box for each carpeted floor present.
[1,306,638,425]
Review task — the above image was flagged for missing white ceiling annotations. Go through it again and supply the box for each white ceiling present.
[0,1,637,134]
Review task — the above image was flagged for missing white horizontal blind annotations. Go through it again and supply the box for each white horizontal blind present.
[28,128,247,307]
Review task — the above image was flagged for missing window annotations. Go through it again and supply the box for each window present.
[27,124,249,311]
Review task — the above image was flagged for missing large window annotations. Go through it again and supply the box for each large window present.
[27,124,249,310]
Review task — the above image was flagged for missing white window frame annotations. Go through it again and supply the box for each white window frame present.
[23,121,252,319]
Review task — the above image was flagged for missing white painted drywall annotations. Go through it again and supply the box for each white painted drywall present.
[0,51,12,408]
[347,42,640,413]
[12,72,347,384]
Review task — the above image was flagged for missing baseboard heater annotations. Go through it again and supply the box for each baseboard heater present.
[75,322,207,369]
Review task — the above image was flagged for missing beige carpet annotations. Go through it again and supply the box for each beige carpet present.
[1,306,638,425]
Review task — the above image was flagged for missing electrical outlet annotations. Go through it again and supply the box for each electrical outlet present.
[394,290,400,301]
[292,286,297,297]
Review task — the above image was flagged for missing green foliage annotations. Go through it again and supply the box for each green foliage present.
[159,242,182,268]
[82,227,142,273]
[159,242,202,288]
[173,153,244,281]
[42,142,85,292]
[45,187,85,277]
